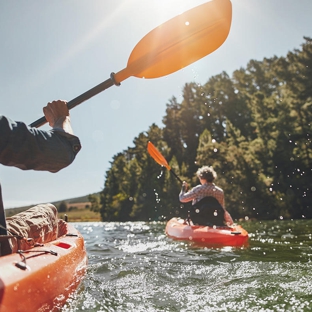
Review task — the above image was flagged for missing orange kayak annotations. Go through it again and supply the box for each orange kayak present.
[165,217,248,247]
[0,223,87,312]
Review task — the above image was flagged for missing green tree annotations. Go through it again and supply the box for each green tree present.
[58,201,67,213]
[88,193,101,213]
[98,38,312,222]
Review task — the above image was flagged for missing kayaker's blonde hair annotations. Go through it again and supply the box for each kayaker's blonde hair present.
[196,166,217,182]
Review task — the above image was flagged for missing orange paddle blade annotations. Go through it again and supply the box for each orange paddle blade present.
[31,0,231,128]
[115,0,232,82]
[147,141,171,170]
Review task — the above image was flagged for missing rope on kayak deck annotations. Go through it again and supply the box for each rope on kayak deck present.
[0,223,58,270]
[0,223,35,251]
[15,249,58,270]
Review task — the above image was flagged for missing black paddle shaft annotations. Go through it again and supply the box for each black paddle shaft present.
[170,170,183,184]
[29,73,120,128]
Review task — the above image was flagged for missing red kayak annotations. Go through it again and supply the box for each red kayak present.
[0,223,87,312]
[166,217,248,247]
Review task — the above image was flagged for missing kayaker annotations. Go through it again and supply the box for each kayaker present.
[179,165,233,226]
[0,100,81,256]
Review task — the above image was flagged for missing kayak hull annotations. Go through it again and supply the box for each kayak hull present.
[165,217,248,247]
[0,223,87,312]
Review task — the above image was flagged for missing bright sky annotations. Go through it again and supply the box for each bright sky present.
[1,0,311,209]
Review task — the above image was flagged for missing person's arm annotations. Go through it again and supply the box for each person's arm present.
[224,211,234,225]
[217,189,233,225]
[220,193,225,209]
[0,101,81,173]
[179,183,201,203]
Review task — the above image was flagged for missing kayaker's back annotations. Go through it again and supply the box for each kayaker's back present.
[189,196,225,226]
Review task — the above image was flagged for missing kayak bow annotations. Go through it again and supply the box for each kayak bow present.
[0,223,87,312]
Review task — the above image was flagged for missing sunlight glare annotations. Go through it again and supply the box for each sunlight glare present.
[32,2,126,88]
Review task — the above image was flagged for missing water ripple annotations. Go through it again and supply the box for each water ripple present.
[62,220,312,312]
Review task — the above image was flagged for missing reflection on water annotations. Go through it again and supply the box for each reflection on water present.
[62,220,312,312]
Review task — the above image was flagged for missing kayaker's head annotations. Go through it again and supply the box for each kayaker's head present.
[196,166,217,183]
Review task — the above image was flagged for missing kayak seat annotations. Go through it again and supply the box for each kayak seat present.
[190,196,225,227]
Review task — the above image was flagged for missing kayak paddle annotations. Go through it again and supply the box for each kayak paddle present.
[147,141,183,183]
[30,0,232,127]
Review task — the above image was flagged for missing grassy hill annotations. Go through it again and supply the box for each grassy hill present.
[5,193,101,222]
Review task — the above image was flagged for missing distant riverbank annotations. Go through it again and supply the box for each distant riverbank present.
[6,201,101,222]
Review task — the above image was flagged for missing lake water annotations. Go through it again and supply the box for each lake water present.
[62,219,312,312]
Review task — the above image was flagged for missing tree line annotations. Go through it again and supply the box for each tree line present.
[89,37,312,222]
